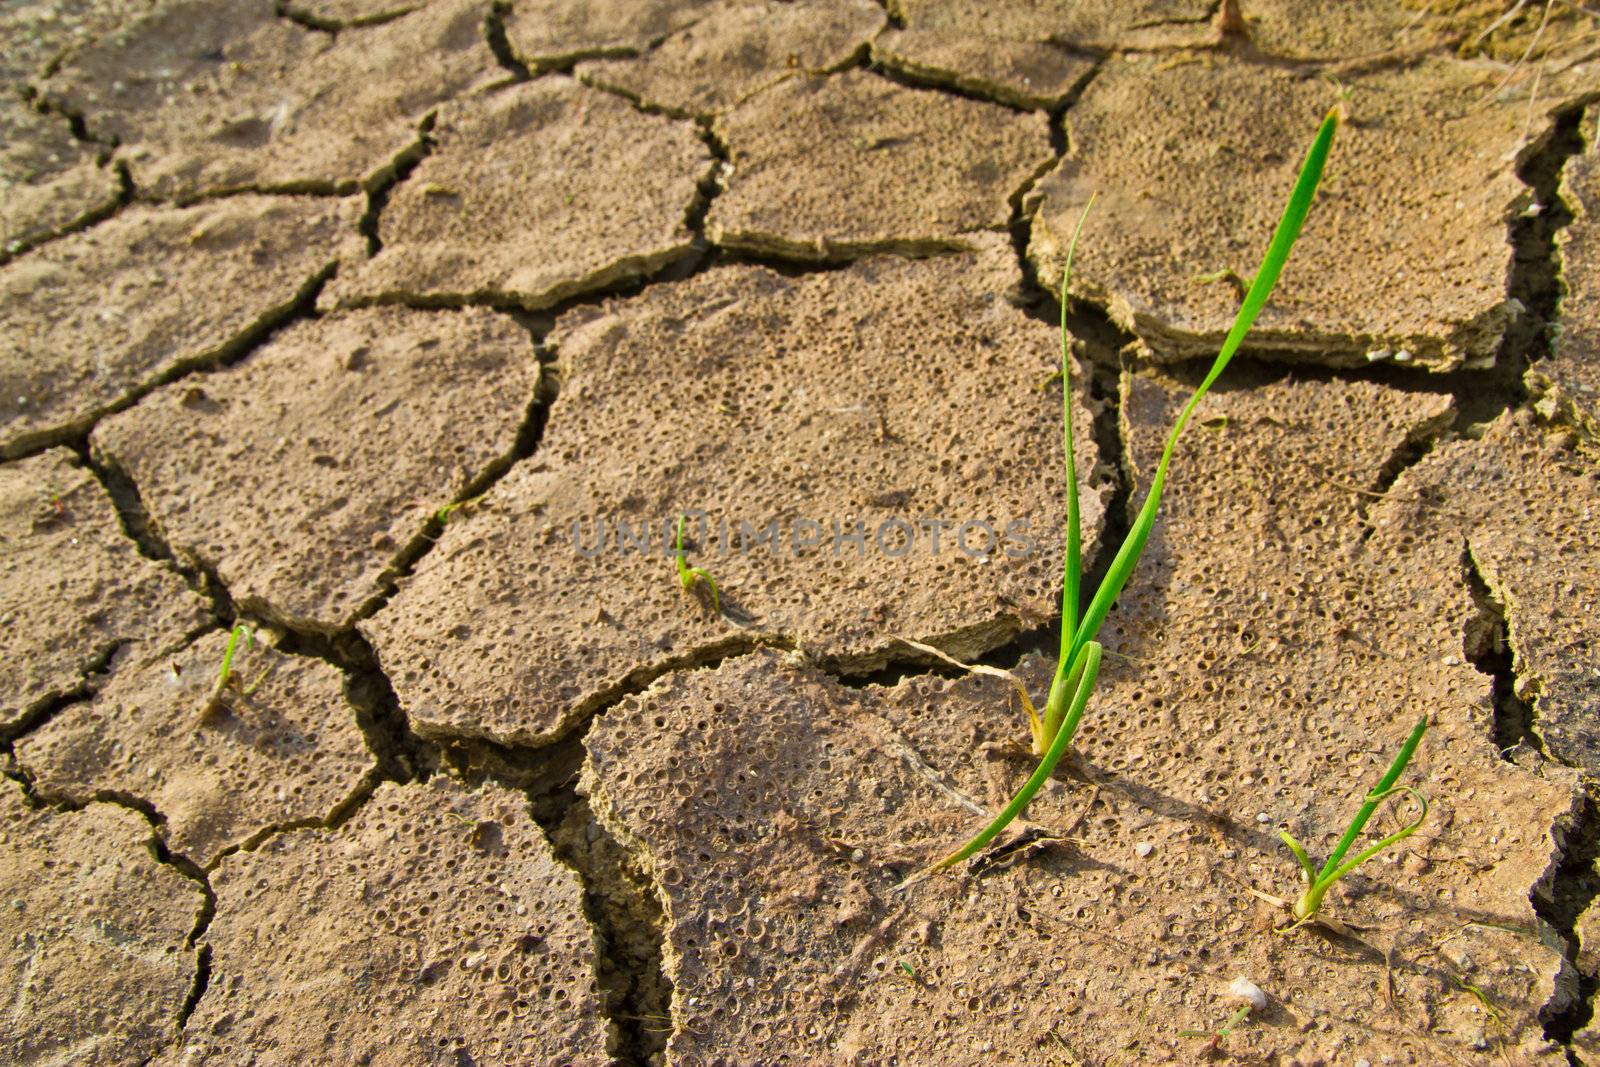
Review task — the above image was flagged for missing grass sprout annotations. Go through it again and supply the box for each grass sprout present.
[1279,714,1430,927]
[899,108,1340,887]
[203,622,260,718]
[675,514,720,613]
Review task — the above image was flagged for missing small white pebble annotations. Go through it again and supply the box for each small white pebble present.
[1228,976,1268,1010]
[1256,812,1271,824]
[1442,655,1460,666]
[1134,842,1153,858]
[1356,1059,1372,1067]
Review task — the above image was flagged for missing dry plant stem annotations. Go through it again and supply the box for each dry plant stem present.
[902,108,1341,886]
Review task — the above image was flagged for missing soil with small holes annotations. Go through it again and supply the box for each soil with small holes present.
[2,1,1600,1064]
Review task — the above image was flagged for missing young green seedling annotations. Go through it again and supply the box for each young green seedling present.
[899,109,1340,887]
[203,622,258,719]
[675,514,720,613]
[1279,714,1430,927]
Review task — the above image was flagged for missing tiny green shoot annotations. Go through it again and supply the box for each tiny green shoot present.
[436,492,487,525]
[900,108,1340,887]
[1177,1004,1252,1046]
[204,622,256,717]
[675,514,720,613]
[1279,714,1430,926]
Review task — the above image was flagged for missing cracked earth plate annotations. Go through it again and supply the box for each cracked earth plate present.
[503,0,720,69]
[889,0,1215,52]
[0,194,361,458]
[1,781,203,1066]
[43,0,502,202]
[1533,107,1600,443]
[706,71,1052,260]
[16,628,376,866]
[326,78,713,310]
[0,99,120,262]
[574,0,883,118]
[0,448,209,736]
[365,237,1106,747]
[167,776,611,1065]
[1030,54,1551,372]
[583,369,1574,1063]
[1370,410,1600,771]
[92,306,539,633]
[870,29,1097,111]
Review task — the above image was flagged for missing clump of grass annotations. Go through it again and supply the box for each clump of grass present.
[675,514,720,613]
[900,109,1340,886]
[1279,714,1430,927]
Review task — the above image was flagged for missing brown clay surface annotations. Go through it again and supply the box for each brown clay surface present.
[3,2,1599,1059]
[42,0,501,202]
[366,237,1105,746]
[0,99,119,260]
[1371,412,1600,769]
[585,369,1575,1063]
[282,0,425,27]
[327,79,713,310]
[166,776,611,1065]
[0,194,361,458]
[503,0,719,69]
[706,71,1052,259]
[0,449,209,736]
[890,0,1214,52]
[1030,54,1569,371]
[574,0,883,118]
[15,628,375,866]
[0,781,203,1066]
[1536,108,1600,443]
[871,29,1097,111]
[93,306,539,632]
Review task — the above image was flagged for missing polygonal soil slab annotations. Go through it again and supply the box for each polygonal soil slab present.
[326,79,712,310]
[1030,54,1544,371]
[584,370,1576,1064]
[870,29,1096,111]
[15,628,375,866]
[0,449,209,736]
[93,306,538,632]
[365,237,1105,746]
[574,0,884,118]
[707,72,1052,260]
[281,0,424,28]
[168,777,611,1065]
[503,0,718,69]
[1230,0,1456,61]
[42,0,501,202]
[0,194,360,458]
[0,782,202,1066]
[891,0,1214,51]
[1370,411,1600,771]
[0,0,158,83]
[0,99,120,261]
[1534,108,1600,443]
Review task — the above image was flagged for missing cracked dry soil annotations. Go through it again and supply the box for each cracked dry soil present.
[3,1,1600,1064]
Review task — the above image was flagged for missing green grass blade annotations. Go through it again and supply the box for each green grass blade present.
[1057,195,1096,661]
[898,641,1102,888]
[1063,110,1338,675]
[1316,714,1429,881]
[1323,785,1429,884]
[1278,830,1316,881]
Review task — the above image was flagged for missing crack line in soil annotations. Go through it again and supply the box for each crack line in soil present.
[1462,542,1553,763]
[358,114,435,256]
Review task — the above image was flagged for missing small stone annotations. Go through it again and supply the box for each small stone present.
[1228,976,1268,1011]
[1133,841,1153,858]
